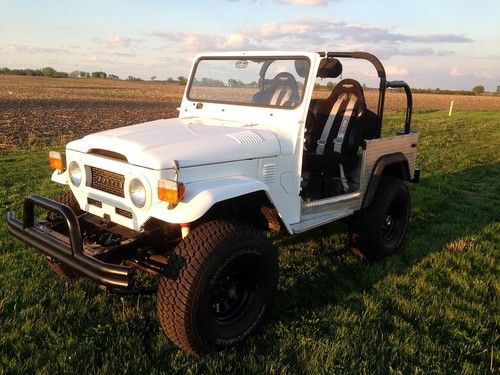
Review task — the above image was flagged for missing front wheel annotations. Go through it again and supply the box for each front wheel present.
[349,177,410,260]
[156,220,278,355]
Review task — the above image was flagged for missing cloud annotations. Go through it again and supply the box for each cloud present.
[90,36,143,50]
[246,19,473,45]
[227,0,333,4]
[147,18,473,58]
[222,33,250,49]
[148,30,255,51]
[396,47,454,56]
[408,34,472,43]
[386,65,408,76]
[276,0,329,6]
[103,36,131,49]
[240,19,473,57]
[5,44,72,55]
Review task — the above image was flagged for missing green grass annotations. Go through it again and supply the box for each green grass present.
[1,110,499,374]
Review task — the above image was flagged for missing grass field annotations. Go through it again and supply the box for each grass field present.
[0,76,499,374]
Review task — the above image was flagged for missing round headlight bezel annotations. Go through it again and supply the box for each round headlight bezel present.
[129,178,146,208]
[68,161,82,187]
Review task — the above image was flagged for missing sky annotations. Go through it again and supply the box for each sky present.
[0,0,499,91]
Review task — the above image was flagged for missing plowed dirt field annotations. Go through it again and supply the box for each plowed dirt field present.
[1,75,499,149]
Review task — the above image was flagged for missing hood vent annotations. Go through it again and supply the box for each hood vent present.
[88,149,128,162]
[227,130,263,145]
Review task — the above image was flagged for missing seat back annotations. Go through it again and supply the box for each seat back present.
[306,79,366,160]
[252,72,300,107]
[302,79,367,197]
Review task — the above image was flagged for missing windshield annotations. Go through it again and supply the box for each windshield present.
[187,57,310,108]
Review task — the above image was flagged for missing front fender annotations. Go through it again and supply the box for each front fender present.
[150,176,270,224]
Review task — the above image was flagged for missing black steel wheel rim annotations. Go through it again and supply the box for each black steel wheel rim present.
[211,260,257,325]
[382,198,403,241]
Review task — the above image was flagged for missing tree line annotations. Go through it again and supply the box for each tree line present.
[0,66,116,79]
[0,66,496,93]
[0,66,189,85]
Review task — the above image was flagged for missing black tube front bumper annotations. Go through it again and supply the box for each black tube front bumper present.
[7,195,133,289]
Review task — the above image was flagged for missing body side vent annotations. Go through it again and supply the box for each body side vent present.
[260,163,277,184]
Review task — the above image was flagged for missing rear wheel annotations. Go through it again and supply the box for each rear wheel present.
[349,177,410,260]
[45,190,82,280]
[156,220,278,355]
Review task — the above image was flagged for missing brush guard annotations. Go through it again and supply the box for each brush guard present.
[7,195,134,289]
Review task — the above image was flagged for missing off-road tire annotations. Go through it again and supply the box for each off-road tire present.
[156,220,278,356]
[45,190,82,280]
[349,177,410,260]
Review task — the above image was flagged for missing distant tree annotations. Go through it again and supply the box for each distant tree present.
[79,71,88,78]
[42,67,56,77]
[496,85,500,95]
[472,85,485,94]
[127,75,142,81]
[166,77,175,83]
[53,71,69,78]
[91,71,107,79]
[10,69,27,76]
[0,67,10,75]
[69,71,80,78]
[326,81,335,90]
[177,76,187,85]
[108,74,119,80]
[227,78,244,87]
[151,75,157,81]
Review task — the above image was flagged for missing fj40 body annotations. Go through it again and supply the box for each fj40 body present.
[8,50,419,355]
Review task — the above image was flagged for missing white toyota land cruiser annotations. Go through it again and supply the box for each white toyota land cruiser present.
[8,50,419,355]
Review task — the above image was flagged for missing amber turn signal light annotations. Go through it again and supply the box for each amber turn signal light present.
[49,151,66,171]
[158,180,185,204]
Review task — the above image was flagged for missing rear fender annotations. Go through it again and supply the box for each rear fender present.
[361,153,410,208]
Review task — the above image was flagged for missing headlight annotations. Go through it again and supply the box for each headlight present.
[68,161,82,187]
[129,178,146,208]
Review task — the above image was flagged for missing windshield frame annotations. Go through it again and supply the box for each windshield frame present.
[186,55,311,110]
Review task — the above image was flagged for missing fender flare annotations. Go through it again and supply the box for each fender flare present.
[152,176,271,224]
[361,153,410,209]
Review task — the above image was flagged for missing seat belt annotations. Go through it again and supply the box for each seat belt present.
[270,86,292,106]
[333,93,357,153]
[338,164,350,192]
[334,93,357,192]
[315,93,347,155]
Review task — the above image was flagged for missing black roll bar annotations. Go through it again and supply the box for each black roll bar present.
[386,80,413,134]
[317,51,415,136]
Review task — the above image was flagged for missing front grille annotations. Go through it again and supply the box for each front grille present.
[89,167,125,197]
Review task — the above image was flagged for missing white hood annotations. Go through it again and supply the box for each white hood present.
[67,118,281,169]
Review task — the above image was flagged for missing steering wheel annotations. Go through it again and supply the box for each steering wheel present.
[270,72,300,106]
